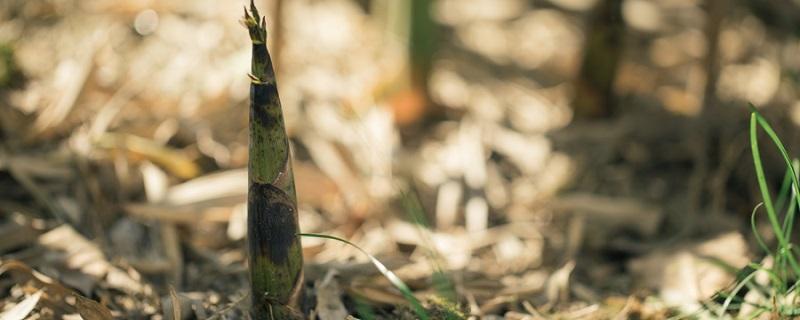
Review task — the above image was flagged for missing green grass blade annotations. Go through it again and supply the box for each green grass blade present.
[751,108,800,233]
[750,115,788,252]
[751,203,772,256]
[718,270,758,318]
[774,168,793,215]
[354,297,377,320]
[749,112,800,277]
[781,159,800,237]
[747,262,782,291]
[298,233,430,320]
[399,191,457,301]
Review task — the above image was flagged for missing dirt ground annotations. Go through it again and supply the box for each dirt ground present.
[2,0,800,319]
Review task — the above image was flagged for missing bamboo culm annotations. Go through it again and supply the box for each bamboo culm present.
[243,2,303,318]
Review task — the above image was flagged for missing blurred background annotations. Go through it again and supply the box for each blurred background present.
[1,0,800,318]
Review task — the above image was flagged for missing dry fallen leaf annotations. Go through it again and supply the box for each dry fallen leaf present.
[315,270,349,320]
[0,260,113,320]
[0,291,42,320]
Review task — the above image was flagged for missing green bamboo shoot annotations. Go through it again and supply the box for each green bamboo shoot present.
[243,2,303,318]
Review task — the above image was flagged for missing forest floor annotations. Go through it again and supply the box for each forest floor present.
[1,0,799,319]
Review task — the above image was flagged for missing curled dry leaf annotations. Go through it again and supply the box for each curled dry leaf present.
[0,260,112,320]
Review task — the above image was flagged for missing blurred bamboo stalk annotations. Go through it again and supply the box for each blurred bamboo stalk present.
[701,0,724,115]
[408,0,437,87]
[371,0,409,47]
[243,2,303,319]
[371,0,438,126]
[573,0,624,119]
[689,0,726,221]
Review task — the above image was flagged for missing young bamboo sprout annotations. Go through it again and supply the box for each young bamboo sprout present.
[243,2,303,318]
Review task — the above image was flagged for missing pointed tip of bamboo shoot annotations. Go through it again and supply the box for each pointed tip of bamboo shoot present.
[249,0,260,20]
[243,1,267,44]
[243,1,274,83]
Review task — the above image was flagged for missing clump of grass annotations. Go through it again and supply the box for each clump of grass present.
[709,105,800,318]
[300,233,431,320]
[300,232,468,320]
[398,190,458,303]
[403,296,465,320]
